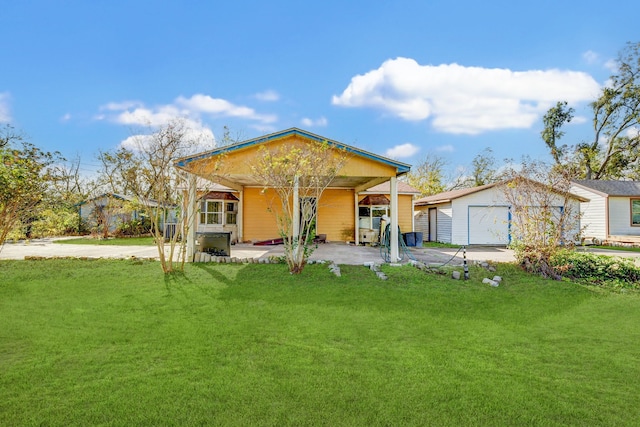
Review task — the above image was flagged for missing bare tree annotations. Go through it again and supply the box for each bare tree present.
[250,140,350,274]
[100,119,204,273]
[501,159,582,279]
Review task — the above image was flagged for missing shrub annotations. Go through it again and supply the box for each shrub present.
[551,249,640,289]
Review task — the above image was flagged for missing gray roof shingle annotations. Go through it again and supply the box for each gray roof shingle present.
[572,180,640,196]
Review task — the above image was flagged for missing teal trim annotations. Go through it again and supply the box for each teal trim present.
[174,128,411,174]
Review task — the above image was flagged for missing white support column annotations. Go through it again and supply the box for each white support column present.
[390,176,399,262]
[186,173,197,262]
[237,189,243,243]
[292,176,300,239]
[354,191,359,245]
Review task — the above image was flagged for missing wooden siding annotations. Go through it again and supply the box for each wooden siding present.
[397,195,414,233]
[318,189,355,241]
[450,187,505,245]
[242,187,281,241]
[570,185,606,240]
[609,196,640,236]
[190,134,397,178]
[436,203,453,244]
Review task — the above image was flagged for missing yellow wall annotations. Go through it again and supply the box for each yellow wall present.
[242,187,356,242]
[189,134,398,179]
[318,189,356,241]
[242,187,282,241]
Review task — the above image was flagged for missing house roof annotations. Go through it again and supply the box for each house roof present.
[175,128,411,174]
[415,179,588,206]
[361,181,421,194]
[77,193,174,208]
[572,180,640,197]
[359,195,390,205]
[414,182,499,206]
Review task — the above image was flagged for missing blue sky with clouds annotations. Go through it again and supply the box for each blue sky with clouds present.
[1,0,638,177]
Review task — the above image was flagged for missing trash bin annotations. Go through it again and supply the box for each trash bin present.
[414,232,423,247]
[403,232,416,247]
[195,232,231,257]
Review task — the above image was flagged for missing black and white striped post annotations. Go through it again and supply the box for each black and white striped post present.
[463,246,469,280]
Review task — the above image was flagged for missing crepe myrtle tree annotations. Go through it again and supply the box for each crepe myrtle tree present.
[251,140,350,274]
[98,119,207,273]
[501,159,583,279]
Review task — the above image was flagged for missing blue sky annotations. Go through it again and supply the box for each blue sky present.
[1,0,638,178]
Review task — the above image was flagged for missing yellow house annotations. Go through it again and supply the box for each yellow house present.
[174,128,413,260]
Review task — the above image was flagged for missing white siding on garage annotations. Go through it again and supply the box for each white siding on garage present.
[569,185,606,240]
[436,203,452,243]
[450,187,508,245]
[609,196,640,236]
[468,206,510,245]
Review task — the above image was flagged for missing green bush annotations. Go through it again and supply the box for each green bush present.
[116,217,151,236]
[551,249,640,289]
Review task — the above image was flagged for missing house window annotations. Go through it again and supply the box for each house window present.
[200,200,238,225]
[632,199,640,226]
[200,201,222,225]
[225,202,237,225]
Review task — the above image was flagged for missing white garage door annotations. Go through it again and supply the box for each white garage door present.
[468,206,509,245]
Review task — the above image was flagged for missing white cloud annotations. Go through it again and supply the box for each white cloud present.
[255,90,280,102]
[60,113,72,122]
[332,57,600,135]
[385,143,419,159]
[0,92,12,123]
[98,93,278,150]
[583,50,599,64]
[604,59,618,73]
[300,116,328,127]
[435,144,454,152]
[99,93,277,127]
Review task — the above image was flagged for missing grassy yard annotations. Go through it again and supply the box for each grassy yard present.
[1,260,639,426]
[53,236,156,246]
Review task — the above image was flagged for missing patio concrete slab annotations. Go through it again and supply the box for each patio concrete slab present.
[3,238,639,266]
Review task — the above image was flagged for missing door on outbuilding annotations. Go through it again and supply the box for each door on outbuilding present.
[468,206,510,245]
[428,208,437,242]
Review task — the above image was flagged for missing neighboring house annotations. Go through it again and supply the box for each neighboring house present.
[570,180,640,244]
[174,128,413,260]
[414,181,585,245]
[78,193,177,235]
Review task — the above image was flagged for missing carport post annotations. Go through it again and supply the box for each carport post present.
[186,173,197,262]
[390,176,399,262]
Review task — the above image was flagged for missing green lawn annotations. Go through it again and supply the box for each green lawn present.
[54,236,156,246]
[1,260,639,426]
[590,244,640,253]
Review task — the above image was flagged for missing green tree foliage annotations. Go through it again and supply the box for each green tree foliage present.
[542,42,640,179]
[542,101,574,165]
[0,126,59,245]
[405,154,447,196]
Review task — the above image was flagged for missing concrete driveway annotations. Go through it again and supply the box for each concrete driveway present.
[0,238,497,265]
[2,238,639,266]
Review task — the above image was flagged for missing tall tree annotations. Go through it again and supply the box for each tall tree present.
[0,126,59,246]
[542,42,640,179]
[542,101,574,165]
[405,154,447,196]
